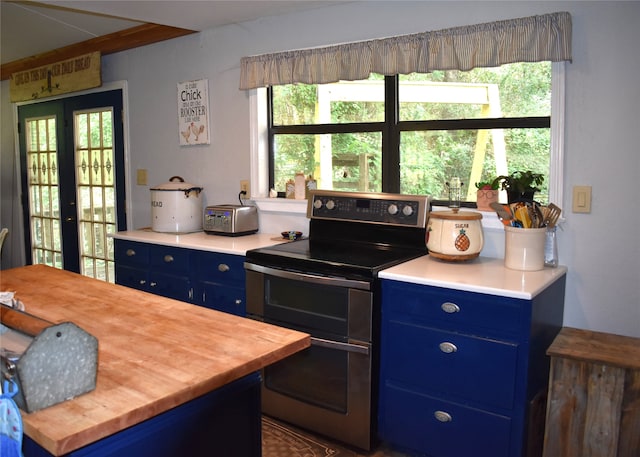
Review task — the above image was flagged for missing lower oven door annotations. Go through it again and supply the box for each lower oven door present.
[245,266,374,450]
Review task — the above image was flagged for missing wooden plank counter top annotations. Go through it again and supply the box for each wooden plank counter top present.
[543,327,640,456]
[1,265,310,456]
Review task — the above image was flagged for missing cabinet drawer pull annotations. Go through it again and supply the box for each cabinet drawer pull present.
[441,302,460,313]
[163,255,174,263]
[150,281,157,287]
[434,410,452,422]
[126,249,136,257]
[139,279,146,285]
[218,263,230,272]
[439,342,457,353]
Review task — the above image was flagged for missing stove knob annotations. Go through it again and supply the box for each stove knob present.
[326,200,336,210]
[313,199,323,209]
[388,204,399,215]
[402,205,414,216]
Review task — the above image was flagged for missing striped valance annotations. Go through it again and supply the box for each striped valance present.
[240,11,572,90]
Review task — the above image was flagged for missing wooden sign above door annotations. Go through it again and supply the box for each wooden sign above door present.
[9,51,101,102]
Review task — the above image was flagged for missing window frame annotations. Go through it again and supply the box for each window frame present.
[249,62,565,226]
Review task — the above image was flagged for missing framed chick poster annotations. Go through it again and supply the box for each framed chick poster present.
[177,79,210,146]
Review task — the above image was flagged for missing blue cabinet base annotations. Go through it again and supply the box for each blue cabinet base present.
[378,276,566,457]
[24,373,262,457]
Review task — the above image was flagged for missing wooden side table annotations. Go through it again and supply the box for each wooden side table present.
[543,327,640,457]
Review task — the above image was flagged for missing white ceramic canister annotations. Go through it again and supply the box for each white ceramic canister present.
[150,176,203,233]
[504,226,546,271]
[427,210,484,261]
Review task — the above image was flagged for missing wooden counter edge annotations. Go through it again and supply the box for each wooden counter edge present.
[546,327,640,370]
[28,334,310,456]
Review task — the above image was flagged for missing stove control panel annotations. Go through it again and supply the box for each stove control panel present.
[308,190,430,227]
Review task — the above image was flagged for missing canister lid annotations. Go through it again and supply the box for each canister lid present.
[429,210,483,220]
[151,176,202,192]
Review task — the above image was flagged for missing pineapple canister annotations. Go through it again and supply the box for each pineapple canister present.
[426,210,484,261]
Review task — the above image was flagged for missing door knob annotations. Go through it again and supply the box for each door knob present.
[65,217,75,222]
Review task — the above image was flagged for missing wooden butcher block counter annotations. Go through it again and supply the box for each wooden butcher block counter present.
[1,265,310,456]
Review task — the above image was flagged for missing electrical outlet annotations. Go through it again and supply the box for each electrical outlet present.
[240,180,250,199]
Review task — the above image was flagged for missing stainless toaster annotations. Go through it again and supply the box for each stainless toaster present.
[203,205,259,236]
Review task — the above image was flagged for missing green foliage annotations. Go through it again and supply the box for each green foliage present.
[475,181,499,190]
[271,62,551,201]
[492,170,545,193]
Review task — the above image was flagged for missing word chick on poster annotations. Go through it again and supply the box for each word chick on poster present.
[177,79,210,146]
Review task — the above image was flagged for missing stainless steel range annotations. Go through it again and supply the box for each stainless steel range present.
[244,190,430,450]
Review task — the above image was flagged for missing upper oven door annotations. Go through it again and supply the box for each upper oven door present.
[245,266,372,342]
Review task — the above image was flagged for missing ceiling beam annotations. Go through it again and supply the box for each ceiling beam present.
[1,23,196,81]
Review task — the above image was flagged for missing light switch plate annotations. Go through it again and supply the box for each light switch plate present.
[572,185,591,213]
[136,169,148,186]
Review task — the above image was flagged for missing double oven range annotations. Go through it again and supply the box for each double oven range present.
[244,190,429,450]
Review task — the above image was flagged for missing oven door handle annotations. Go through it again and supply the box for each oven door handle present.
[244,263,371,291]
[311,337,370,355]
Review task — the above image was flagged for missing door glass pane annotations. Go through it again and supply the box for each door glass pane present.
[75,107,117,282]
[25,116,63,269]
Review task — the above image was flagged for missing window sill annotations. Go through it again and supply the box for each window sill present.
[253,197,308,214]
[253,198,505,231]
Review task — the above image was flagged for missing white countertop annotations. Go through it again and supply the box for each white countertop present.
[110,229,285,255]
[379,255,567,300]
[111,231,566,300]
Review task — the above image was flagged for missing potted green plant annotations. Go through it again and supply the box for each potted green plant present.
[474,180,500,211]
[491,170,544,203]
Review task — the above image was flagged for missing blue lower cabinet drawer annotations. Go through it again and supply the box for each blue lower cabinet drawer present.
[149,245,191,273]
[381,385,511,457]
[384,320,518,410]
[114,240,149,267]
[382,281,522,337]
[115,265,148,291]
[198,283,245,316]
[195,251,245,287]
[148,272,191,302]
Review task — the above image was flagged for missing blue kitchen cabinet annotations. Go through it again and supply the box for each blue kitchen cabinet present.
[192,250,246,316]
[23,373,262,457]
[114,239,246,315]
[148,244,192,302]
[378,276,566,457]
[114,239,190,301]
[113,239,150,290]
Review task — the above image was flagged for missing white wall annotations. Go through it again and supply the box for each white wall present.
[2,1,639,337]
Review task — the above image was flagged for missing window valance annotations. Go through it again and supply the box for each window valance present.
[239,11,571,90]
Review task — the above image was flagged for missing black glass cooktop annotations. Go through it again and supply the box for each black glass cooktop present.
[245,191,429,280]
[245,238,426,280]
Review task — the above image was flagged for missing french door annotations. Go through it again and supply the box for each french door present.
[17,90,126,282]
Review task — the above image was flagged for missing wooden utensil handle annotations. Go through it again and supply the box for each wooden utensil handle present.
[1,303,53,336]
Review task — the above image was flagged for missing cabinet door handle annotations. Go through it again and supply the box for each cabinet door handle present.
[163,255,174,263]
[439,342,457,353]
[150,281,157,287]
[434,410,452,422]
[441,302,460,313]
[139,279,146,285]
[126,249,136,257]
[218,263,230,272]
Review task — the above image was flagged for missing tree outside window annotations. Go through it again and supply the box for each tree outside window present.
[270,62,551,205]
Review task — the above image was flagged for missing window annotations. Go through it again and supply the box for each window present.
[268,61,556,206]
